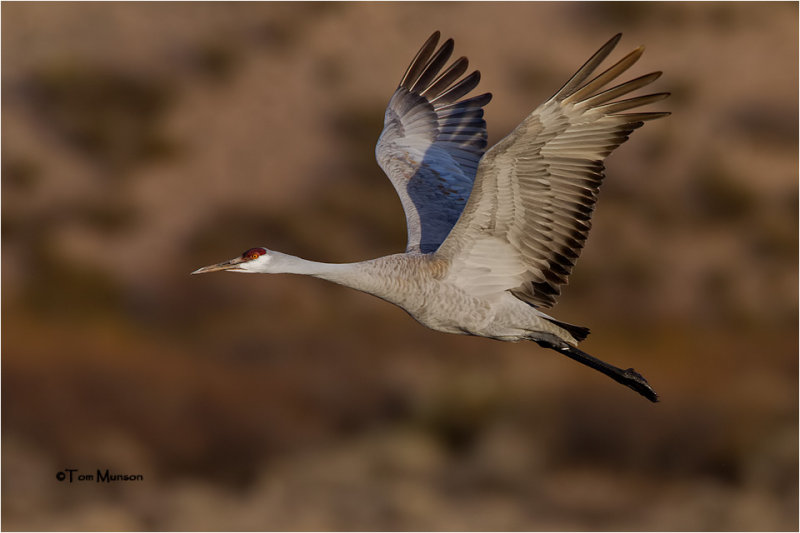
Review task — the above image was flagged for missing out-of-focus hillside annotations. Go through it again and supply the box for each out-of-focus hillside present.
[3,3,797,530]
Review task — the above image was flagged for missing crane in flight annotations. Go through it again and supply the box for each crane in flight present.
[193,32,668,402]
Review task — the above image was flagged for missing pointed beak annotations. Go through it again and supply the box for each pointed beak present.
[191,256,246,275]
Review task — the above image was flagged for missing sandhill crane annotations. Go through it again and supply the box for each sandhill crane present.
[193,32,668,402]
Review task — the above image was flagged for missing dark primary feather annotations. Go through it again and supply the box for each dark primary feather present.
[376,32,492,253]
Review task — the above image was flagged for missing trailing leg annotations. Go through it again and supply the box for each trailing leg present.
[537,339,659,402]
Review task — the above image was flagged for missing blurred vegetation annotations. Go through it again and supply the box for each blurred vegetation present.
[188,40,242,84]
[689,162,756,222]
[3,157,42,192]
[29,63,177,173]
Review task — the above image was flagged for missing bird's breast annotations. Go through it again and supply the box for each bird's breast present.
[351,254,493,334]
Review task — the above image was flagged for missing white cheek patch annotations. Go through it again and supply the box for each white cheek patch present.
[238,254,271,272]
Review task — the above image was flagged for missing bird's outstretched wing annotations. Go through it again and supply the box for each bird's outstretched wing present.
[376,32,491,253]
[436,34,669,308]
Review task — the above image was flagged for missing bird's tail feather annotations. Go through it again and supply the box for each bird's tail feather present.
[544,317,591,342]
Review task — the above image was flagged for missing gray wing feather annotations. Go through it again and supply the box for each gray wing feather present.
[376,32,491,253]
[437,34,669,308]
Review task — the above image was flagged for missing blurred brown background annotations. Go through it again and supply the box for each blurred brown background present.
[3,2,797,530]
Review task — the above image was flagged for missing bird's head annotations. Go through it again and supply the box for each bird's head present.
[192,247,274,274]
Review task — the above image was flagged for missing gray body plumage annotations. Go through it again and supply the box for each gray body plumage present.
[312,253,569,343]
[194,32,668,401]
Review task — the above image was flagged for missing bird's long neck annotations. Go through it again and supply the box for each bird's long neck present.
[268,252,356,280]
[267,251,430,307]
[265,251,381,289]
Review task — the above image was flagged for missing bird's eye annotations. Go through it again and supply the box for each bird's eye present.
[241,247,266,261]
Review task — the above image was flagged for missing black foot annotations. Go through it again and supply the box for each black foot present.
[619,367,659,403]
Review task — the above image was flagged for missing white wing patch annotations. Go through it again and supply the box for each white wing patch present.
[445,237,530,298]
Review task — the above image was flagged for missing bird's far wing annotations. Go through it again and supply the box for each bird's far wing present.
[436,34,669,308]
[376,32,491,253]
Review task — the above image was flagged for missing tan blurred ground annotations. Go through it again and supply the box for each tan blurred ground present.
[2,2,797,531]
